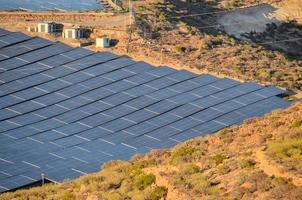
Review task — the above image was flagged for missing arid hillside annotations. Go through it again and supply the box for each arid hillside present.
[116,0,302,95]
[1,103,301,200]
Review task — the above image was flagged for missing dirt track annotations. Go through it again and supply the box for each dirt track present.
[0,12,129,28]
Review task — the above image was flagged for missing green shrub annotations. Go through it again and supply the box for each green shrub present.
[170,146,201,164]
[175,45,186,53]
[102,160,131,171]
[235,66,247,74]
[257,69,273,79]
[268,138,302,172]
[150,186,168,200]
[217,164,231,175]
[211,154,227,165]
[239,158,256,169]
[130,163,144,177]
[134,173,156,190]
[119,180,133,194]
[102,191,123,200]
[60,192,76,200]
[179,163,200,175]
[218,129,234,144]
[127,189,147,200]
[292,119,302,128]
[261,133,273,142]
[187,172,210,194]
[158,12,166,20]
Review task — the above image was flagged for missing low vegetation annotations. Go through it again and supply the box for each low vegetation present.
[218,0,282,9]
[127,0,302,93]
[267,118,302,173]
[196,33,302,91]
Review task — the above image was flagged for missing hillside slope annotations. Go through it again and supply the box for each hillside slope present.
[117,0,302,93]
[1,102,302,200]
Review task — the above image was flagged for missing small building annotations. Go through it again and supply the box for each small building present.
[27,26,38,32]
[37,23,62,33]
[63,28,84,39]
[96,37,110,48]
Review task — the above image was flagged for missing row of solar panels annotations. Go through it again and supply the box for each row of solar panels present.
[1,0,101,11]
[0,29,291,192]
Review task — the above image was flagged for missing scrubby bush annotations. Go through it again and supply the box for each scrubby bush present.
[211,154,227,165]
[239,158,256,169]
[150,186,168,200]
[292,119,302,128]
[257,69,273,79]
[170,146,203,164]
[268,138,302,172]
[60,192,76,200]
[134,173,156,190]
[187,172,211,194]
[179,163,200,174]
[175,45,186,53]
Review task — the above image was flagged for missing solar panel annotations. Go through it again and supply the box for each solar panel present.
[102,104,137,118]
[169,104,201,118]
[148,113,181,127]
[124,96,158,109]
[102,93,135,106]
[32,104,68,118]
[0,38,53,61]
[166,70,197,81]
[0,32,31,48]
[54,109,91,124]
[169,129,201,142]
[146,66,177,77]
[124,62,154,73]
[0,43,72,72]
[123,109,157,123]
[64,52,119,71]
[0,28,10,36]
[103,80,137,93]
[82,57,135,76]
[76,127,113,140]
[147,88,180,100]
[147,100,179,113]
[0,31,291,192]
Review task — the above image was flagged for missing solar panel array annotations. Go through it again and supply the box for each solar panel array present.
[0,0,102,11]
[0,29,291,192]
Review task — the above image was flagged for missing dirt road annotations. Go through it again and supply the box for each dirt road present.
[0,12,129,28]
